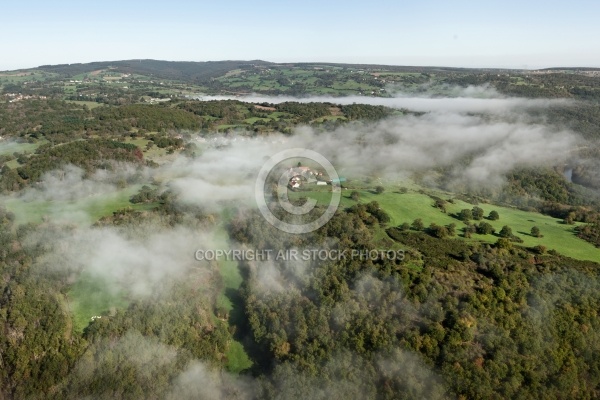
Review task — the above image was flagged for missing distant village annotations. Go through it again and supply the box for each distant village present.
[4,93,48,103]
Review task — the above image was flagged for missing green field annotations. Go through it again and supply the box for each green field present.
[65,100,105,109]
[0,71,55,84]
[291,183,600,262]
[0,140,44,156]
[214,66,385,97]
[215,253,243,313]
[3,184,156,226]
[68,272,128,332]
[4,159,20,169]
[244,117,271,124]
[213,218,253,373]
[123,136,175,162]
[225,341,252,374]
[123,137,151,147]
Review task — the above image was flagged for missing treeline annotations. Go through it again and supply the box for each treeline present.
[274,102,331,122]
[443,71,600,101]
[94,104,200,132]
[444,165,600,211]
[528,103,600,140]
[0,220,87,398]
[0,139,143,192]
[0,100,199,142]
[340,104,392,120]
[503,168,578,205]
[179,100,396,132]
[0,100,87,140]
[576,223,600,247]
[1,99,399,144]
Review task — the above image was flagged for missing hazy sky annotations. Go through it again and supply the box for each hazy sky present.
[2,0,599,70]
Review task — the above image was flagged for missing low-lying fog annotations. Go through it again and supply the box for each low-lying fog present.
[195,85,572,114]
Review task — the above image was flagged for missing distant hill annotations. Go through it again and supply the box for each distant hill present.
[35,59,274,83]
[0,58,596,104]
[20,59,600,80]
[24,59,600,87]
[31,59,527,82]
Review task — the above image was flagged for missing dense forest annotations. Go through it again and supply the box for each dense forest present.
[227,203,600,399]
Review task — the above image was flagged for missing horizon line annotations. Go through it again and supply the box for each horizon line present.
[3,58,600,73]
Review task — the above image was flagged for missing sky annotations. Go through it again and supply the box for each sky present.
[2,0,599,71]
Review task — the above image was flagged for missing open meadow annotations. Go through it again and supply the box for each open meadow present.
[291,182,600,262]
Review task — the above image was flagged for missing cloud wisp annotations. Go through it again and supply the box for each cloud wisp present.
[166,112,578,205]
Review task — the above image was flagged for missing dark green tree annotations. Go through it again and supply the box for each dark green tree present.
[458,209,473,223]
[428,223,448,238]
[411,218,424,231]
[499,225,513,238]
[488,210,500,220]
[447,223,456,236]
[496,238,512,250]
[477,222,495,235]
[434,199,447,213]
[472,206,484,220]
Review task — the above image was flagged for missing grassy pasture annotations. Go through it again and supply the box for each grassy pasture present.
[0,71,52,84]
[0,140,44,156]
[313,115,347,123]
[214,67,386,97]
[225,341,253,374]
[65,100,104,109]
[68,272,128,332]
[244,117,271,124]
[3,184,156,226]
[290,183,600,262]
[4,159,20,169]
[213,216,253,373]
